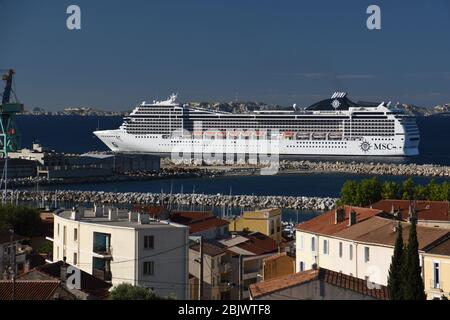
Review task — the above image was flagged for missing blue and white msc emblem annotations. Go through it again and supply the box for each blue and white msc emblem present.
[359,140,371,153]
[331,99,341,109]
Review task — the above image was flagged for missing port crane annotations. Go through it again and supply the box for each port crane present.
[0,69,24,158]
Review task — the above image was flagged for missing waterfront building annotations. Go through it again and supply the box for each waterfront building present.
[249,268,388,300]
[48,206,189,299]
[371,199,450,229]
[422,238,450,299]
[296,206,450,286]
[227,208,282,243]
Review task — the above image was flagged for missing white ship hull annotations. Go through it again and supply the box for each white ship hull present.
[94,129,419,157]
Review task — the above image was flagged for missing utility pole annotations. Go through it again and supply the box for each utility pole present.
[9,228,16,300]
[198,236,204,300]
[238,254,243,300]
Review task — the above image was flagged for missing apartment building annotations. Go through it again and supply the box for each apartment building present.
[296,206,450,286]
[0,230,27,278]
[188,241,232,300]
[422,238,450,299]
[49,205,189,299]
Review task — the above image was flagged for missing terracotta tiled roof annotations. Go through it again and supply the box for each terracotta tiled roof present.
[0,230,27,244]
[34,261,112,298]
[372,199,450,222]
[170,211,229,234]
[234,232,278,255]
[335,216,450,250]
[190,242,227,257]
[249,268,389,300]
[263,252,294,263]
[250,269,319,298]
[133,205,168,219]
[424,237,450,256]
[296,206,383,236]
[0,280,62,300]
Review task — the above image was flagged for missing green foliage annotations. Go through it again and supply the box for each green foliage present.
[0,204,42,237]
[387,223,404,300]
[37,241,53,255]
[110,283,172,300]
[340,178,450,206]
[401,221,426,300]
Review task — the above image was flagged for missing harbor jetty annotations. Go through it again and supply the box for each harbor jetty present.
[278,160,450,177]
[6,190,337,211]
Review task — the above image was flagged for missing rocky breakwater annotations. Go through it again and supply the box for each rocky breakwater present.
[279,160,450,177]
[9,190,337,211]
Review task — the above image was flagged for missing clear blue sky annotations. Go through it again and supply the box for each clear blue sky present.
[1,0,450,110]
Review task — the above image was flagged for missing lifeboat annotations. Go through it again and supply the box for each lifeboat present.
[296,132,310,140]
[282,131,295,139]
[312,132,327,140]
[328,132,343,140]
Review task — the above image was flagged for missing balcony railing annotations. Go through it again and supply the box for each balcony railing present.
[93,268,112,281]
[93,245,112,257]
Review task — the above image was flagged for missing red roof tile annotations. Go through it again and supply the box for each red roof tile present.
[249,268,389,300]
[235,232,278,255]
[372,200,450,222]
[296,206,383,236]
[0,280,63,300]
[170,211,229,234]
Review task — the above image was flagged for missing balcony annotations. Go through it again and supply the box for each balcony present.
[429,280,444,291]
[93,268,112,281]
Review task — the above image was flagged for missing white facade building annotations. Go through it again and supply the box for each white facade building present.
[296,207,449,286]
[49,206,189,299]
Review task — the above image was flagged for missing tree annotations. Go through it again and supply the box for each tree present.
[339,180,360,206]
[387,223,404,300]
[110,283,169,300]
[359,177,382,206]
[381,181,400,199]
[401,220,426,300]
[401,178,415,200]
[0,204,43,237]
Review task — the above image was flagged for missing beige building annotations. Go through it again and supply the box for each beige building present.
[188,242,232,300]
[423,238,450,299]
[262,252,295,281]
[227,208,282,243]
[49,206,189,299]
[296,206,450,286]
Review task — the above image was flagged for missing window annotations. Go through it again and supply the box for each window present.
[433,262,440,289]
[349,244,353,260]
[299,261,304,272]
[311,237,316,252]
[364,247,370,262]
[339,242,343,258]
[143,261,155,276]
[57,223,60,236]
[211,258,215,269]
[323,240,329,255]
[144,235,154,250]
[74,228,78,241]
[73,252,78,265]
[300,235,304,250]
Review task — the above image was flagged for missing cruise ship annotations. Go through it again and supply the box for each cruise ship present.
[94,92,420,157]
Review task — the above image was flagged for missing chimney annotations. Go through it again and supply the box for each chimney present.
[408,205,417,223]
[94,203,103,217]
[60,257,67,281]
[334,208,345,224]
[108,208,118,221]
[70,207,80,221]
[390,204,395,214]
[348,210,357,226]
[138,213,150,224]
